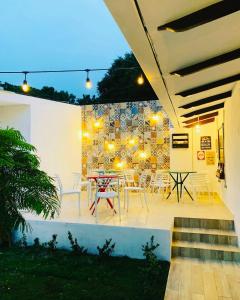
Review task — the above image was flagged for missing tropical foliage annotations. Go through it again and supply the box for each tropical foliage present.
[0,128,59,246]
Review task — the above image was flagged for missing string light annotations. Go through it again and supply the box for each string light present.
[0,67,143,91]
[137,74,144,85]
[21,72,30,93]
[85,69,92,89]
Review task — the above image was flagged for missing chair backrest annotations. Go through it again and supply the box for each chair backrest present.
[155,172,170,184]
[72,172,81,189]
[139,173,149,187]
[189,172,209,187]
[124,169,135,183]
[95,176,119,193]
[53,174,63,193]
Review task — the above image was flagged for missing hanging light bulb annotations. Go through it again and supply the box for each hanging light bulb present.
[85,69,92,89]
[195,117,201,133]
[21,72,30,93]
[137,74,144,85]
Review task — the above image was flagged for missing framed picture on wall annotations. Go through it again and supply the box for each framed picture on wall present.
[200,136,211,150]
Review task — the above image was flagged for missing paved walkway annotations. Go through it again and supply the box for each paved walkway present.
[164,257,240,300]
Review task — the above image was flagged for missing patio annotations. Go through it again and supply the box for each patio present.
[24,191,232,230]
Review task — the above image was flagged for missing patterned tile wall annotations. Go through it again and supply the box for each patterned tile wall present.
[82,100,170,176]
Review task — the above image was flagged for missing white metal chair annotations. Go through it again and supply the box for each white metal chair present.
[188,172,211,202]
[123,169,136,187]
[150,171,171,198]
[93,177,121,223]
[72,172,92,205]
[124,173,149,211]
[53,174,81,215]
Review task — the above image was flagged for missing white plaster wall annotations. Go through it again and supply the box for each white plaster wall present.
[0,92,82,187]
[170,124,219,192]
[30,99,82,186]
[0,105,31,141]
[16,220,172,261]
[220,83,240,239]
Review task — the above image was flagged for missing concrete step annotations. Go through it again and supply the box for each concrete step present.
[174,217,235,231]
[172,241,240,262]
[173,227,238,246]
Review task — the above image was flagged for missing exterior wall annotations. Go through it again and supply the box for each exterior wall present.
[170,122,219,192]
[220,83,240,240]
[82,100,170,176]
[15,220,172,261]
[0,105,31,141]
[0,92,82,187]
[30,99,82,186]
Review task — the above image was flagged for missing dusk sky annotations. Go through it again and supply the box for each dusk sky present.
[0,0,130,97]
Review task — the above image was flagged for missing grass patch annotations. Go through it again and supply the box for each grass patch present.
[0,248,169,300]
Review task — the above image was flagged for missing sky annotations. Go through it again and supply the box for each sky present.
[0,0,130,97]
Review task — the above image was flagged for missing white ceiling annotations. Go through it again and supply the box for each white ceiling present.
[104,0,240,127]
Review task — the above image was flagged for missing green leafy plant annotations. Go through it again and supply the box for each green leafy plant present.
[0,128,60,247]
[42,234,58,252]
[141,236,161,296]
[97,238,115,258]
[67,231,87,255]
[15,233,28,248]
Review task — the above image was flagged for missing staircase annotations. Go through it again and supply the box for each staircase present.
[172,217,240,261]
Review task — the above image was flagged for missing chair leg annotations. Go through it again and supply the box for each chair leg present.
[78,193,81,216]
[113,197,115,216]
[143,191,149,211]
[118,194,121,221]
[124,189,126,209]
[140,192,143,208]
[95,195,98,223]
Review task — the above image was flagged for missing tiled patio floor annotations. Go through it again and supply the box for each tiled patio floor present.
[164,257,240,300]
[25,191,233,230]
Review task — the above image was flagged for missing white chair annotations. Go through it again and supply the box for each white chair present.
[72,172,92,205]
[124,173,149,211]
[188,172,211,202]
[124,169,136,187]
[53,174,81,215]
[93,177,121,223]
[150,171,171,198]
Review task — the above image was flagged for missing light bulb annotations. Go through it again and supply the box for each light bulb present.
[151,114,160,122]
[82,131,90,138]
[139,151,147,159]
[85,77,92,89]
[137,74,144,85]
[94,120,101,129]
[22,79,30,93]
[128,138,136,146]
[195,124,201,133]
[107,142,115,151]
[116,161,124,169]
